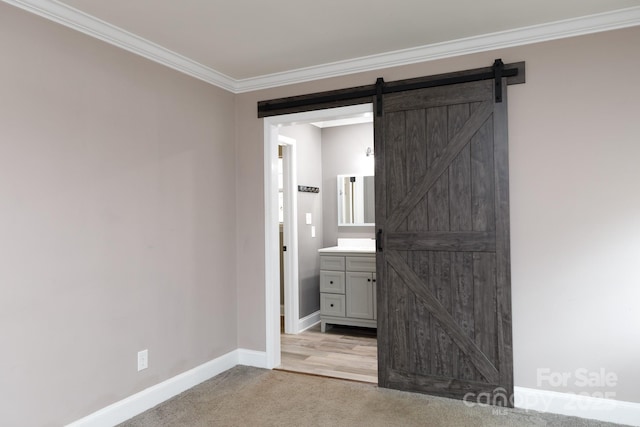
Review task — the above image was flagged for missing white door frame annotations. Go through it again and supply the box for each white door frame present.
[263,103,373,369]
[278,135,299,335]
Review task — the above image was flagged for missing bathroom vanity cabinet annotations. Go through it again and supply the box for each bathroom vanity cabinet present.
[318,249,376,332]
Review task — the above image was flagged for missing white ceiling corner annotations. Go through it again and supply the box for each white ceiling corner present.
[2,0,237,92]
[4,0,640,94]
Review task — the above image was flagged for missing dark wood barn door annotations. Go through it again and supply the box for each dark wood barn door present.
[375,78,513,405]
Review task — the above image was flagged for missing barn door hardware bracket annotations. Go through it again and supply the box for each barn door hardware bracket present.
[493,58,504,103]
[376,77,385,117]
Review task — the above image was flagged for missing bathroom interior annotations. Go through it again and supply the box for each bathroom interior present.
[277,110,378,382]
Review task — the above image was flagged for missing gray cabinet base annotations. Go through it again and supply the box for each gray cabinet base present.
[320,316,377,332]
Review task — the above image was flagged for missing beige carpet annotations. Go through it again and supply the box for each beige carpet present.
[120,366,621,427]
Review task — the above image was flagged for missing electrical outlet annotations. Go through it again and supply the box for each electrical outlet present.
[137,349,148,371]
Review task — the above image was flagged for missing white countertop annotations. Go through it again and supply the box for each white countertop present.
[318,238,376,254]
[318,246,375,254]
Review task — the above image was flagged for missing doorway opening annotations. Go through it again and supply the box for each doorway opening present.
[264,103,376,379]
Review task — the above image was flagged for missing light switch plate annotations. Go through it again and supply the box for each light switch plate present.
[311,226,316,237]
[306,213,312,225]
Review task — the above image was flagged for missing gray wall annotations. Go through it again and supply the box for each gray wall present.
[320,123,375,246]
[0,4,237,426]
[279,124,323,318]
[236,27,640,404]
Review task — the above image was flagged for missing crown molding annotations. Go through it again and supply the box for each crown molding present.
[3,0,640,94]
[2,0,237,92]
[235,6,640,92]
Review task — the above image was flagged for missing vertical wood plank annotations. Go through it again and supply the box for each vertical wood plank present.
[429,251,452,377]
[386,112,406,216]
[448,103,470,137]
[451,251,476,380]
[448,104,472,232]
[404,109,431,376]
[410,251,431,376]
[427,176,450,231]
[409,292,431,376]
[386,111,410,374]
[390,267,410,372]
[406,109,428,232]
[471,118,495,232]
[426,106,450,231]
[473,252,497,371]
[447,104,472,379]
[426,106,448,166]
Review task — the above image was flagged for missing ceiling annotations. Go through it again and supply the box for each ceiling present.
[5,0,640,92]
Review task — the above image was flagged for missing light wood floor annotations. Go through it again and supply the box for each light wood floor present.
[278,322,378,383]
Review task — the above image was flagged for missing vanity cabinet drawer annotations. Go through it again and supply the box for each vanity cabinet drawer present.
[346,256,376,272]
[320,293,345,317]
[320,271,345,294]
[320,256,346,271]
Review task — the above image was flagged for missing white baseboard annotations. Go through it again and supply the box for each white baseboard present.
[67,350,640,427]
[237,348,269,369]
[66,348,267,427]
[515,386,640,426]
[298,310,320,332]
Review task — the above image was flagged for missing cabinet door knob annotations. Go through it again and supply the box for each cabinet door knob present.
[367,278,371,282]
[330,303,334,307]
[330,281,334,284]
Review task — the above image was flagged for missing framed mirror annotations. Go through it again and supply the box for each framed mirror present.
[337,175,375,226]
